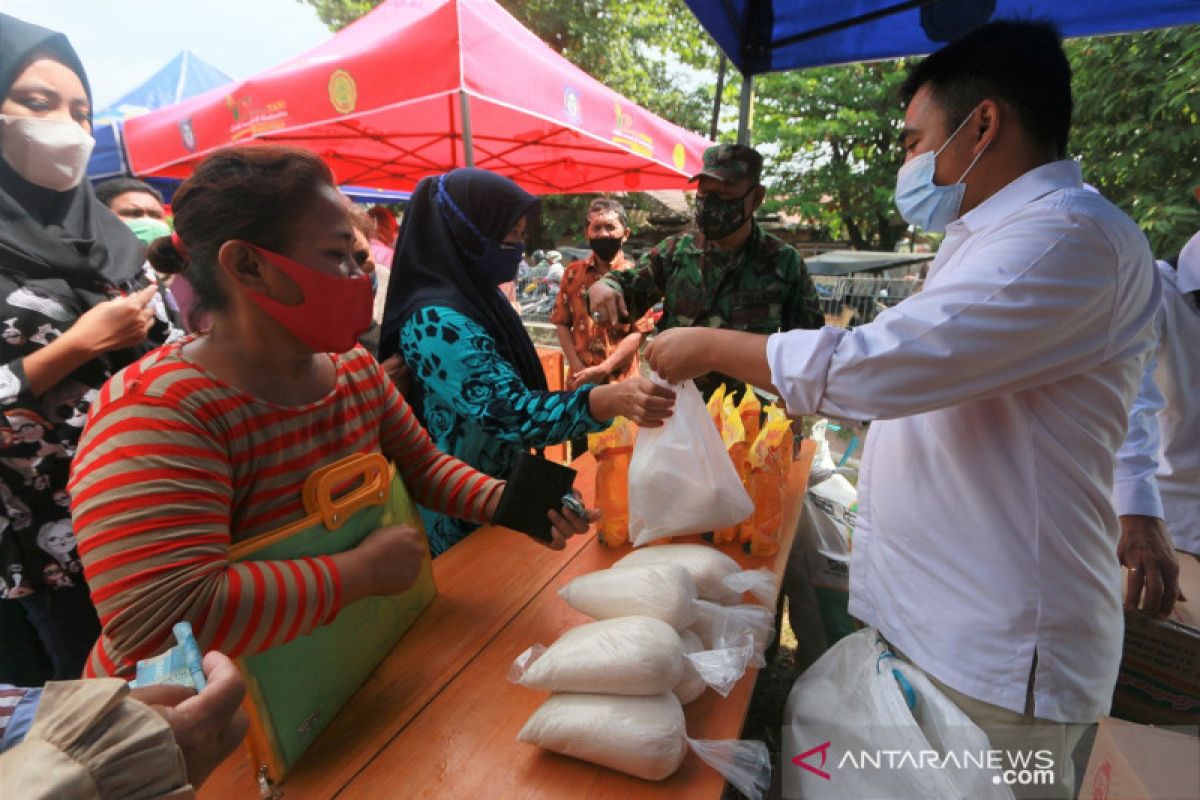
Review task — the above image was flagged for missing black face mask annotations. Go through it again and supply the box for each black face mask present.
[695,185,756,240]
[589,237,622,262]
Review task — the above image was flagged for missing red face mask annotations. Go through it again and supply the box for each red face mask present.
[242,243,373,354]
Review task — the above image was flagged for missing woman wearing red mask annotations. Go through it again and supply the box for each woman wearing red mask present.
[65,146,594,679]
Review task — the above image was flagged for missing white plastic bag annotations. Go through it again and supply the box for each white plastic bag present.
[615,543,778,606]
[783,628,1012,800]
[690,599,775,667]
[518,692,771,797]
[509,616,752,698]
[559,563,698,630]
[628,376,753,545]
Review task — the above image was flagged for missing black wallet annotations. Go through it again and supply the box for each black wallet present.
[491,451,578,542]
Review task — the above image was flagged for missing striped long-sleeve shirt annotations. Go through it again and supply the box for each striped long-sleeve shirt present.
[68,339,503,678]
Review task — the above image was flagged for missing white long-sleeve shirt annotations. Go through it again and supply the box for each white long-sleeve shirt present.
[767,161,1160,723]
[1114,252,1200,554]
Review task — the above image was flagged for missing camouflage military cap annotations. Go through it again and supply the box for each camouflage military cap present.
[690,143,763,184]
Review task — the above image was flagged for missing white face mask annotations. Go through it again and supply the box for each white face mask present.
[894,106,988,233]
[0,114,95,192]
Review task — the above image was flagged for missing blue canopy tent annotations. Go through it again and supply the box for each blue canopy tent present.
[89,50,233,180]
[88,51,410,204]
[682,0,1200,140]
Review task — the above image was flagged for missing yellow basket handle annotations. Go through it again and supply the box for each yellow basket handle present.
[301,452,390,531]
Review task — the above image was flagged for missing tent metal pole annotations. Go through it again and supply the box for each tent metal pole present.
[459,90,475,167]
[736,73,754,146]
[710,54,727,141]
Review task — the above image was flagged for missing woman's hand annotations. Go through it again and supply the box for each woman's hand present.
[336,524,426,603]
[63,284,159,357]
[568,365,609,390]
[380,354,411,396]
[542,491,600,551]
[588,377,676,427]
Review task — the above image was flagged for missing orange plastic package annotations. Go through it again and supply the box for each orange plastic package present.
[713,397,750,544]
[706,383,727,438]
[588,416,637,546]
[742,419,794,556]
[737,389,762,448]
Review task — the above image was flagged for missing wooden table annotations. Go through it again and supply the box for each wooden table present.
[202,440,816,799]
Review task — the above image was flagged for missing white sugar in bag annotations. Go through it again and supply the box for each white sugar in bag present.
[518,693,688,780]
[509,616,684,696]
[510,616,753,698]
[518,693,773,797]
[615,543,778,606]
[559,563,698,630]
[674,629,707,705]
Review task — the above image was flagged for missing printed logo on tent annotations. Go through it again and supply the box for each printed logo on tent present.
[178,118,197,152]
[328,69,358,115]
[672,143,686,172]
[612,103,652,157]
[225,94,289,141]
[563,86,581,123]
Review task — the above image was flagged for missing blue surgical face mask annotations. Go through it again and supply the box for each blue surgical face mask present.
[894,106,988,233]
[436,175,525,285]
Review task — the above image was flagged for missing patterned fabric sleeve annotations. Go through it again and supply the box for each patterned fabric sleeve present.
[375,367,503,522]
[601,241,670,321]
[400,307,607,448]
[0,686,40,752]
[68,395,342,679]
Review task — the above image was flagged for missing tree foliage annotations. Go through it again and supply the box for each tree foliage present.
[1067,25,1200,255]
[754,61,909,250]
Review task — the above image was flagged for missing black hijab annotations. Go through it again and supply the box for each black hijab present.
[381,168,544,409]
[0,13,145,304]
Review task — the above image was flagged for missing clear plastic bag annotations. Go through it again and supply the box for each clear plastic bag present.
[688,736,772,800]
[720,567,779,607]
[690,599,775,668]
[628,375,753,545]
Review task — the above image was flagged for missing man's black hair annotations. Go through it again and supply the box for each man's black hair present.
[94,177,164,207]
[901,20,1072,158]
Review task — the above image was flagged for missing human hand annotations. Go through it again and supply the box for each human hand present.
[356,524,427,596]
[588,377,676,427]
[129,651,249,788]
[1119,515,1184,618]
[644,327,717,384]
[569,365,609,389]
[541,491,600,551]
[65,285,158,356]
[380,354,411,396]
[586,281,628,328]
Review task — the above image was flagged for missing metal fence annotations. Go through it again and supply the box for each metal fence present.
[813,276,924,328]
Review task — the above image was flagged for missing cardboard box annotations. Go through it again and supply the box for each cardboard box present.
[1113,552,1200,725]
[1078,717,1199,800]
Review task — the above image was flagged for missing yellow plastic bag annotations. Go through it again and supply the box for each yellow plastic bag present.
[588,417,637,547]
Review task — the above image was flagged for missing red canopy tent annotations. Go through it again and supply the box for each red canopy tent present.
[122,0,713,194]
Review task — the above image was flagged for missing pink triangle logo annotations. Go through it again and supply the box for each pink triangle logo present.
[793,740,833,781]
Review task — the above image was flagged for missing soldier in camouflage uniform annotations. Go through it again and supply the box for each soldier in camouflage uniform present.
[588,143,823,399]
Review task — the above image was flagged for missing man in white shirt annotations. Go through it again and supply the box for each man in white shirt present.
[1116,223,1200,571]
[647,21,1161,796]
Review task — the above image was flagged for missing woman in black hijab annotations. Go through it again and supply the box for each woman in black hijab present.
[0,13,181,683]
[381,168,673,556]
